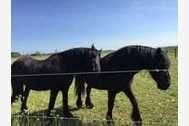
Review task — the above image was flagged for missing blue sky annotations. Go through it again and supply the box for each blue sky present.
[12,0,178,53]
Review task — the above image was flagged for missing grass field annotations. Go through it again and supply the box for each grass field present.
[11,51,178,126]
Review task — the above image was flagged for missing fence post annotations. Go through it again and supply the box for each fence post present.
[175,48,177,58]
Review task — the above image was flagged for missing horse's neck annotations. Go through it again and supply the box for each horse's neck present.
[101,53,154,71]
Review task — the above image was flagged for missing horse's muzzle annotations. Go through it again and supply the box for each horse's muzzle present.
[157,82,170,90]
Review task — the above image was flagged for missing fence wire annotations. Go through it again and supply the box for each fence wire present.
[11,69,168,77]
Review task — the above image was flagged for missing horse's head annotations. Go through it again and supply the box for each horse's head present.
[150,48,171,90]
[88,44,101,72]
[11,79,24,104]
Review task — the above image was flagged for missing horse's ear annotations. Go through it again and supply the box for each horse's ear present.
[91,43,96,50]
[156,48,162,54]
[156,48,164,60]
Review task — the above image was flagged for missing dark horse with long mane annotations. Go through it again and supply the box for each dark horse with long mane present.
[11,45,101,117]
[75,45,170,125]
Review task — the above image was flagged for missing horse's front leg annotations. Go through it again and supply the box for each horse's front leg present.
[62,87,73,117]
[75,76,84,108]
[85,85,94,109]
[124,88,142,126]
[21,87,30,112]
[76,91,82,109]
[106,90,117,120]
[47,89,59,116]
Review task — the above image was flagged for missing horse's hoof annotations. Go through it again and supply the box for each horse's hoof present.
[63,112,73,118]
[76,100,83,109]
[106,115,113,121]
[21,108,29,114]
[85,101,94,109]
[86,104,94,109]
[46,112,52,117]
[133,121,142,126]
[131,115,142,126]
[106,118,114,126]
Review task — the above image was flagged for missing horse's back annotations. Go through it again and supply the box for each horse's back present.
[12,56,38,66]
[12,55,63,75]
[12,56,37,74]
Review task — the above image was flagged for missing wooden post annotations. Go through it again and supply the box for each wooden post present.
[175,48,177,58]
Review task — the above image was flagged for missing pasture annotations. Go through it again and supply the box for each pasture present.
[11,49,177,126]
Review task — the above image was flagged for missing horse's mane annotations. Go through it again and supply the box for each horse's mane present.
[102,45,156,62]
[100,45,171,71]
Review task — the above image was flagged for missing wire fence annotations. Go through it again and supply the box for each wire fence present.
[11,114,177,126]
[11,69,168,77]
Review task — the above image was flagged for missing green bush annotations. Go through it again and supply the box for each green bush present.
[11,52,21,57]
[31,51,42,56]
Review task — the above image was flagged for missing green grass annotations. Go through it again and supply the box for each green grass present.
[11,52,177,126]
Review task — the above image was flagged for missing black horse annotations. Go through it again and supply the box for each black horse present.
[11,45,101,117]
[75,45,170,125]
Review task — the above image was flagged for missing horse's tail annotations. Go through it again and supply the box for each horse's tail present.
[74,76,86,96]
[11,61,24,104]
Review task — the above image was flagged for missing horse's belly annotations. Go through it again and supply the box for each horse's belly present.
[24,81,55,90]
[88,79,121,90]
[26,83,52,90]
[22,77,70,90]
[90,84,108,90]
[88,75,130,90]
